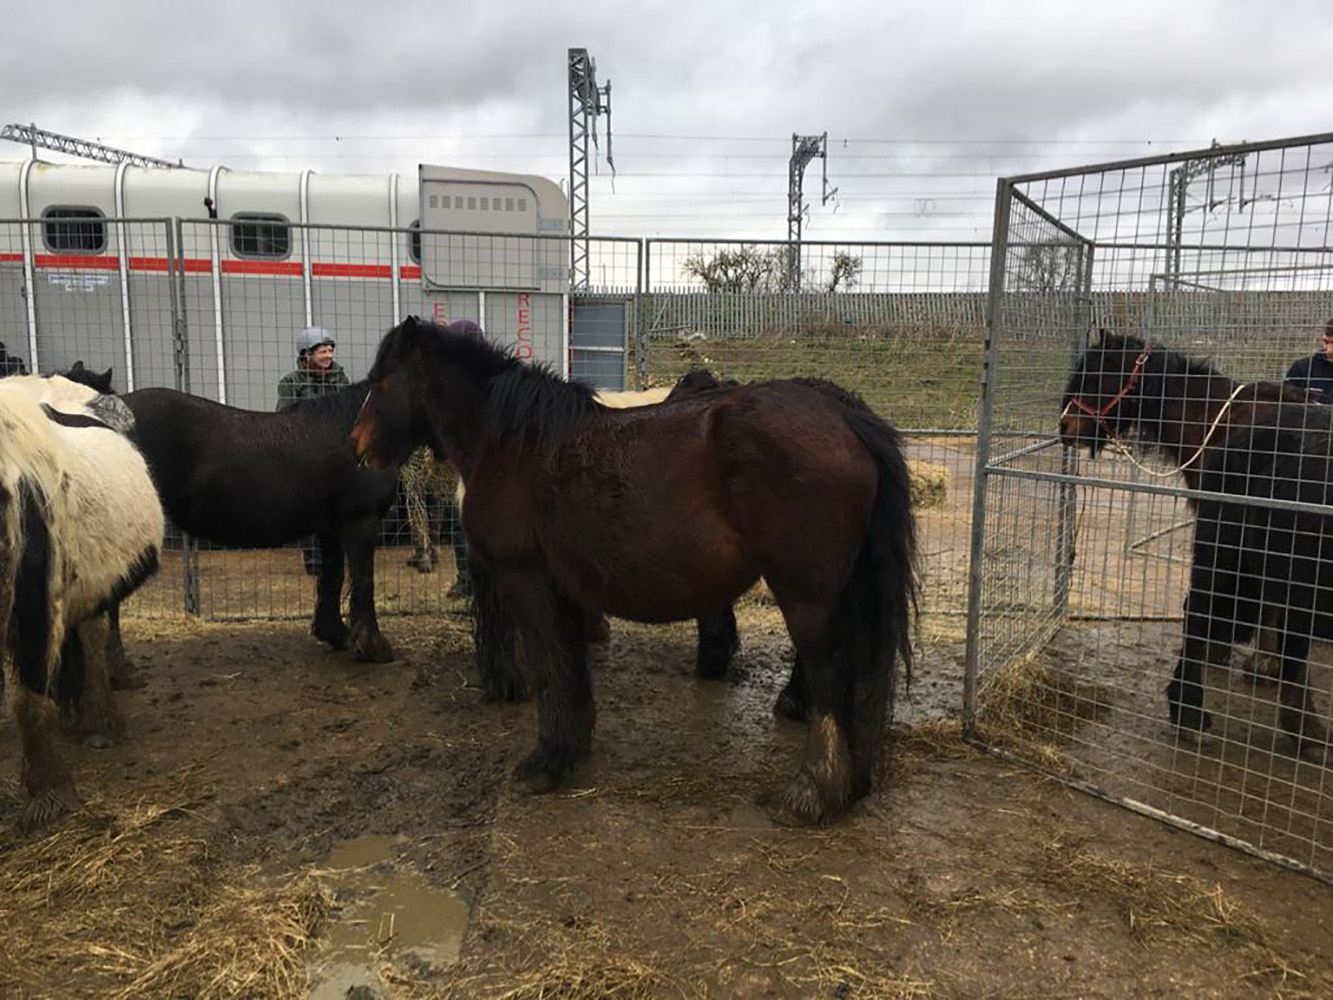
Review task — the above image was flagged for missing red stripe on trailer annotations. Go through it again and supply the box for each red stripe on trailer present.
[35,254,121,270]
[221,260,305,276]
[17,254,417,278]
[313,262,393,279]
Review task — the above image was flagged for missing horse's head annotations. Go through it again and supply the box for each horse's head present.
[1060,332,1151,456]
[665,367,740,402]
[61,361,115,395]
[353,316,497,470]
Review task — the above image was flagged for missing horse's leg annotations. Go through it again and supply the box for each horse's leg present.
[345,520,394,663]
[694,607,739,680]
[772,654,809,721]
[444,492,473,598]
[104,600,143,690]
[505,576,594,793]
[310,533,350,650]
[16,688,78,832]
[74,615,125,749]
[471,561,527,701]
[1272,619,1329,755]
[762,596,854,826]
[1168,512,1242,734]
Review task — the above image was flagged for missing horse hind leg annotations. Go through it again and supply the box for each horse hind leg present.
[762,597,856,826]
[310,533,350,650]
[73,615,125,749]
[694,607,739,680]
[1272,627,1330,757]
[105,601,143,690]
[15,688,79,833]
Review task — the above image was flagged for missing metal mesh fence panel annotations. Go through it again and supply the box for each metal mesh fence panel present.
[643,239,992,624]
[966,134,1333,881]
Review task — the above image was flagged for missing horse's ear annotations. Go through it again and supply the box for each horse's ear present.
[71,360,87,373]
[97,368,114,391]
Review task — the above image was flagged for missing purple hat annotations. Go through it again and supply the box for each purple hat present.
[443,319,484,339]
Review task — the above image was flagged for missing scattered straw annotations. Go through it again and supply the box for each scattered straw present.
[0,769,330,999]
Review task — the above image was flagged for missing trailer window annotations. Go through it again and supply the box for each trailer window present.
[43,207,106,253]
[408,220,422,264]
[230,214,291,259]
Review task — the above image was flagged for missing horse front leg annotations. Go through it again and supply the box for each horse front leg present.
[505,577,594,793]
[772,654,809,721]
[310,532,349,650]
[344,521,394,663]
[471,561,526,701]
[1272,624,1330,756]
[694,607,739,680]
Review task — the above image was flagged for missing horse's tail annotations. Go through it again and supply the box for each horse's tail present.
[837,404,919,784]
[0,473,59,700]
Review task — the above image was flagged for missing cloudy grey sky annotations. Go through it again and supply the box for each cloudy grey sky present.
[5,0,1333,240]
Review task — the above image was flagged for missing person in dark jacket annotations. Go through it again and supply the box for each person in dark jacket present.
[276,326,350,412]
[1284,318,1333,401]
[0,341,28,377]
[277,326,351,573]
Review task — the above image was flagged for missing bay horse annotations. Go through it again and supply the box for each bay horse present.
[0,375,163,831]
[63,366,401,664]
[1061,332,1330,753]
[352,317,918,825]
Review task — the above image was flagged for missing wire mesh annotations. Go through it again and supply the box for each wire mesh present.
[642,239,992,620]
[968,133,1333,881]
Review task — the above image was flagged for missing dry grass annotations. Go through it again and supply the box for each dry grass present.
[0,768,330,1000]
[1035,837,1321,995]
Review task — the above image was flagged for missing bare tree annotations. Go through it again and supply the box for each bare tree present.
[825,251,863,292]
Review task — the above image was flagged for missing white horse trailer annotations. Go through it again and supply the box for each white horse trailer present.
[0,159,611,409]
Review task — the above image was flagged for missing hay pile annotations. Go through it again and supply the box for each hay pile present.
[0,769,329,999]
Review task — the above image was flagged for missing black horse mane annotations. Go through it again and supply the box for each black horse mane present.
[373,316,598,447]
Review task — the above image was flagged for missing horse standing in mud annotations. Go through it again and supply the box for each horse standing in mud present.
[353,317,918,825]
[63,367,402,665]
[1061,332,1331,754]
[0,375,163,831]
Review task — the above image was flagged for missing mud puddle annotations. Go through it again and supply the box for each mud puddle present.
[307,834,468,998]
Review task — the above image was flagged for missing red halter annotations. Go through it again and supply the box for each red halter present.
[1065,346,1152,438]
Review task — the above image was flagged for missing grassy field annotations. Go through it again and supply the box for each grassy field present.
[642,328,987,431]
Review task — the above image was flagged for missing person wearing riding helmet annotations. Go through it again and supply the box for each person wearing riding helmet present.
[276,326,350,412]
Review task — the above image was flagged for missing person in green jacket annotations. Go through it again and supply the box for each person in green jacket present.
[276,326,350,412]
[278,326,351,574]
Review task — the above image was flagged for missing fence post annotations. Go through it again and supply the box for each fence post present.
[1054,241,1093,618]
[170,218,201,616]
[963,180,1013,739]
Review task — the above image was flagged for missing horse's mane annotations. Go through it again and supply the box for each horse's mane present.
[373,316,598,447]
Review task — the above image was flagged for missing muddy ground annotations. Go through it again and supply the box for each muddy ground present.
[1,590,1331,999]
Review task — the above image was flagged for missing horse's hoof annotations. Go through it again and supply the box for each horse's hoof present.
[512,757,563,794]
[20,783,80,834]
[773,685,810,722]
[352,629,395,664]
[761,771,841,827]
[109,661,147,691]
[80,706,126,749]
[311,619,351,650]
[1171,705,1213,734]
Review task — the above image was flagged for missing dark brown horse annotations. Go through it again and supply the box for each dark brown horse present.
[352,317,918,825]
[1061,332,1330,751]
[1060,332,1316,490]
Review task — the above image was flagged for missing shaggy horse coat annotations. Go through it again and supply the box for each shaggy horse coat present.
[352,317,918,826]
[59,367,403,664]
[1062,333,1331,752]
[0,375,163,831]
